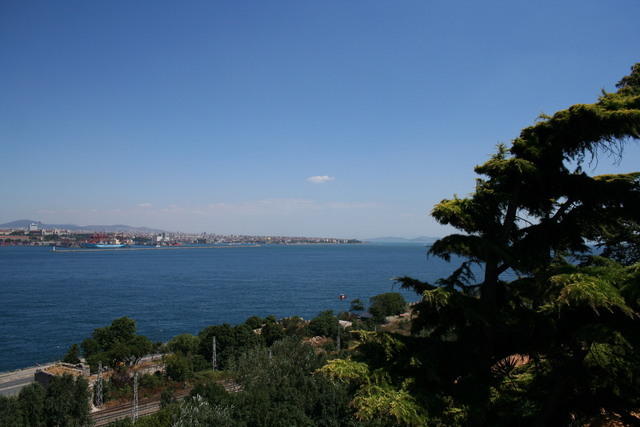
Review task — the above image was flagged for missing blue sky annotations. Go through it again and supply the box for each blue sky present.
[1,1,639,238]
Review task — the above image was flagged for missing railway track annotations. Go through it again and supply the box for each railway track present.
[92,390,190,426]
[91,380,240,426]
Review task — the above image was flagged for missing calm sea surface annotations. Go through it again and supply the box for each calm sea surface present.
[0,243,466,371]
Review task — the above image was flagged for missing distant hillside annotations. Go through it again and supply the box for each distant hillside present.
[365,236,438,244]
[0,220,165,233]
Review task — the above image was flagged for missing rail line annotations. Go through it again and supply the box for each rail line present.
[91,380,241,425]
[92,390,190,426]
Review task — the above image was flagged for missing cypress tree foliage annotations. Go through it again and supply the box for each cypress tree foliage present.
[599,219,640,265]
[321,64,640,426]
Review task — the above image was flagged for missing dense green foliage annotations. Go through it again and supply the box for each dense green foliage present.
[79,317,154,370]
[308,310,340,337]
[368,292,407,322]
[168,334,200,356]
[260,318,285,345]
[350,298,365,312]
[599,219,640,266]
[318,63,640,426]
[197,322,263,370]
[0,375,90,427]
[62,343,81,364]
[243,316,264,329]
[102,337,358,427]
[185,337,357,427]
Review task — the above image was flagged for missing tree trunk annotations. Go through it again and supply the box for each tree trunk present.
[481,260,499,311]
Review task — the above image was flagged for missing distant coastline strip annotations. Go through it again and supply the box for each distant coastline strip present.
[52,245,262,253]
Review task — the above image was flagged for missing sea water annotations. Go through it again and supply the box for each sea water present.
[0,243,468,371]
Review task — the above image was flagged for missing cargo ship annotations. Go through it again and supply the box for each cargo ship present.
[80,233,128,249]
[80,243,128,249]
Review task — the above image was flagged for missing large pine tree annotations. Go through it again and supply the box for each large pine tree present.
[320,63,640,426]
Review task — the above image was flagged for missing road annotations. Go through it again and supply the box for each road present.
[0,363,55,396]
[0,377,35,397]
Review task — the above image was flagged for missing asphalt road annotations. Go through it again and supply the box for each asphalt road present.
[0,376,34,396]
[0,363,55,397]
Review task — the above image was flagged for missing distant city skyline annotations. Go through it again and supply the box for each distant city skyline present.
[2,1,639,239]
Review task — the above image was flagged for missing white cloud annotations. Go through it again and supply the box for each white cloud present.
[306,175,335,184]
[137,203,152,208]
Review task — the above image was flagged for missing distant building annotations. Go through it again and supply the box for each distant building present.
[29,223,40,232]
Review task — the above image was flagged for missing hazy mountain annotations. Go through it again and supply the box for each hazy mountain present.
[0,220,42,229]
[365,236,438,244]
[0,220,165,233]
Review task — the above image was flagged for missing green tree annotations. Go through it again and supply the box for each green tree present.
[599,219,640,266]
[18,383,45,427]
[80,317,153,370]
[244,315,264,329]
[168,334,200,356]
[44,374,91,426]
[308,310,339,337]
[198,324,235,369]
[80,337,99,358]
[281,316,307,337]
[0,377,91,427]
[368,292,406,322]
[62,343,81,364]
[350,298,365,312]
[197,323,262,369]
[261,320,285,346]
[234,323,263,350]
[165,353,193,382]
[323,64,640,426]
[0,395,23,426]
[230,337,355,426]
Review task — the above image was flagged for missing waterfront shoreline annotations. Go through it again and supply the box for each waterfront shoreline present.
[52,244,262,253]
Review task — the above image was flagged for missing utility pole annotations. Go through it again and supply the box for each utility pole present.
[132,372,139,423]
[212,336,217,371]
[95,361,103,407]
